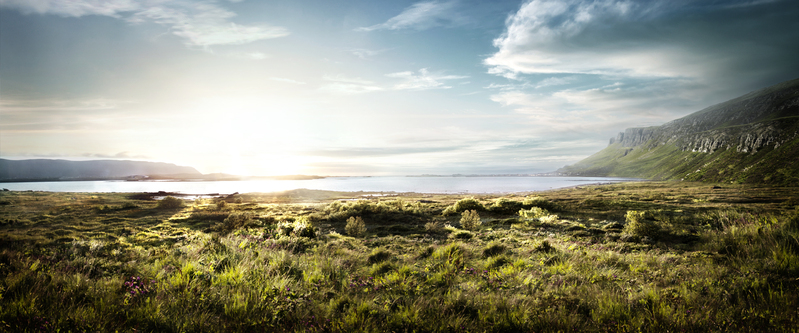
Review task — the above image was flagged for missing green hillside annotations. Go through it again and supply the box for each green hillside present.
[559,78,799,185]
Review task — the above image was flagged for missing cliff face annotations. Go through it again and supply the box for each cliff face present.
[559,78,799,185]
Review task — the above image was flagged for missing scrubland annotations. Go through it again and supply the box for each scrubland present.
[1,182,798,332]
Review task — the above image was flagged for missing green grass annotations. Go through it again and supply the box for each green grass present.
[560,119,799,186]
[1,184,799,332]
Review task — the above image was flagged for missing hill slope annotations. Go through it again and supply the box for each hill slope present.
[0,159,201,181]
[558,78,799,185]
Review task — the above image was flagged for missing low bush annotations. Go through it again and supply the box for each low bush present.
[443,197,485,215]
[156,196,184,209]
[482,241,507,257]
[522,196,560,211]
[452,230,474,240]
[518,207,550,220]
[367,248,393,264]
[425,221,445,234]
[460,210,482,230]
[488,198,523,214]
[623,210,661,238]
[216,211,256,234]
[345,216,367,237]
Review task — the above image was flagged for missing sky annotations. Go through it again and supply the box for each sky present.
[1,0,798,176]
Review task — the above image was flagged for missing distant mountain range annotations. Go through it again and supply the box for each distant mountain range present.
[0,159,201,181]
[558,77,799,185]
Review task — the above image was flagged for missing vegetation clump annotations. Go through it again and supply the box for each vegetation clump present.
[156,196,183,209]
[488,198,523,214]
[482,241,507,257]
[623,210,661,239]
[2,183,799,332]
[518,206,550,219]
[215,211,256,234]
[345,216,367,237]
[443,197,484,215]
[460,210,482,230]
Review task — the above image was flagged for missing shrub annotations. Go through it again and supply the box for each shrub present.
[156,196,184,209]
[367,248,393,264]
[452,230,473,240]
[485,255,511,269]
[533,240,555,253]
[217,212,255,233]
[460,210,482,230]
[623,210,661,238]
[443,197,485,215]
[522,196,559,211]
[482,241,507,257]
[488,198,523,214]
[293,220,317,238]
[424,221,445,234]
[276,218,317,238]
[518,207,550,220]
[539,214,559,223]
[345,216,367,237]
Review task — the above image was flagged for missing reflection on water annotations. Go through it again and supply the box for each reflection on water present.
[0,176,639,194]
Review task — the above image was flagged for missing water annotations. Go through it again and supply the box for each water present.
[0,176,638,194]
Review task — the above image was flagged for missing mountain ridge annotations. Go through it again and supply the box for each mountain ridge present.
[0,159,202,181]
[558,78,799,185]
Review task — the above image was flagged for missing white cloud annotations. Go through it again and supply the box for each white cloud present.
[489,78,708,137]
[320,75,383,94]
[386,68,468,90]
[0,0,289,47]
[355,0,462,32]
[0,0,138,17]
[484,0,794,81]
[535,76,576,88]
[484,0,684,79]
[349,48,383,59]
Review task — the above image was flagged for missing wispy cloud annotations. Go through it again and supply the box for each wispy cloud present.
[349,48,385,60]
[489,78,707,136]
[0,0,289,47]
[355,0,462,32]
[319,75,383,94]
[387,68,468,90]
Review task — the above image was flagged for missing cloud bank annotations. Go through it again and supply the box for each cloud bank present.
[0,0,288,47]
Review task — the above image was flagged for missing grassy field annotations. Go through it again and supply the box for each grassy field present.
[1,182,798,332]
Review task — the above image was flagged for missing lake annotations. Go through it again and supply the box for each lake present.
[0,176,638,194]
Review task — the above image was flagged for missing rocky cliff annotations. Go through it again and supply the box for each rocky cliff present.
[558,78,799,185]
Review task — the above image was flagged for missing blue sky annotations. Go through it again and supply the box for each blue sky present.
[1,0,798,176]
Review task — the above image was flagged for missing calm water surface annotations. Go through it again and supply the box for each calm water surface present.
[0,176,638,194]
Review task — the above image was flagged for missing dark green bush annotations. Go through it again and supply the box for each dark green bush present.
[345,216,367,237]
[216,211,256,233]
[156,196,184,209]
[522,196,560,212]
[443,197,485,215]
[367,248,393,264]
[482,241,507,257]
[623,210,661,238]
[460,210,482,230]
[488,198,524,214]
